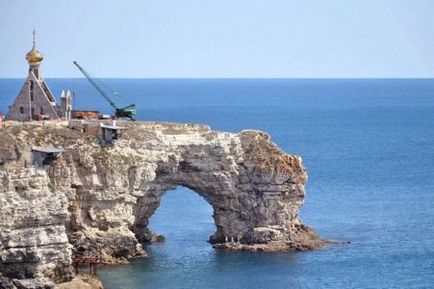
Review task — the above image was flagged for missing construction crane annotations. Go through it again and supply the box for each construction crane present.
[73,61,136,119]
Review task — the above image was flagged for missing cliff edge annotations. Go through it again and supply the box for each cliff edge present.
[0,121,325,288]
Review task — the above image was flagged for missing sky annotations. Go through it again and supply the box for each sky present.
[0,0,433,78]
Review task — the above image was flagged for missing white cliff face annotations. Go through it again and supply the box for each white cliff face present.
[0,122,325,288]
[0,168,72,289]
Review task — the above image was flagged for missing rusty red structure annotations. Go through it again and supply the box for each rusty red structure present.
[72,110,100,120]
[72,255,104,277]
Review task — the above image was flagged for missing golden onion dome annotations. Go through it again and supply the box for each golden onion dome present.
[26,30,43,65]
[26,45,43,65]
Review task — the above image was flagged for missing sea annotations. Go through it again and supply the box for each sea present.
[1,79,433,289]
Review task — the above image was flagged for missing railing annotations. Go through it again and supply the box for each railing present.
[72,255,105,277]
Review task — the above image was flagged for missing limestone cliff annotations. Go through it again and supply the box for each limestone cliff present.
[0,121,325,288]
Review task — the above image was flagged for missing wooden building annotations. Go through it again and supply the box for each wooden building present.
[7,31,63,121]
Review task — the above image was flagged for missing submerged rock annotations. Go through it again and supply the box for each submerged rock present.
[0,121,325,288]
[56,274,103,289]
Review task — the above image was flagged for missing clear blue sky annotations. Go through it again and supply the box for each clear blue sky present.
[1,0,433,78]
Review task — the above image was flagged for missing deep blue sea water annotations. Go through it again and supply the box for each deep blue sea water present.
[1,79,433,289]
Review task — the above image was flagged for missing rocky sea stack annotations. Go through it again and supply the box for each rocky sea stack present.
[0,121,325,288]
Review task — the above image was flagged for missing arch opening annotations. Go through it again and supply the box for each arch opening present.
[133,183,224,246]
[147,186,215,250]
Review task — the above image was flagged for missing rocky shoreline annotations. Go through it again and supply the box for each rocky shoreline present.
[0,121,325,288]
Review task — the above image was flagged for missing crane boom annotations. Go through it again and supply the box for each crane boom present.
[73,61,136,119]
[73,61,118,109]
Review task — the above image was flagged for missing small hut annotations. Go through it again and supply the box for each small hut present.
[31,146,64,167]
[100,123,126,143]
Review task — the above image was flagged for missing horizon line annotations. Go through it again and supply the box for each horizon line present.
[0,77,433,80]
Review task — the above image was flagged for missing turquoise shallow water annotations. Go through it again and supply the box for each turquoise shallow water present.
[1,79,433,288]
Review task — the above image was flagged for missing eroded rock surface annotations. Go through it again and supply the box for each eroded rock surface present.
[0,121,325,288]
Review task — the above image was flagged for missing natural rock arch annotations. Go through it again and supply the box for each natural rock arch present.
[59,123,325,259]
[122,125,325,252]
